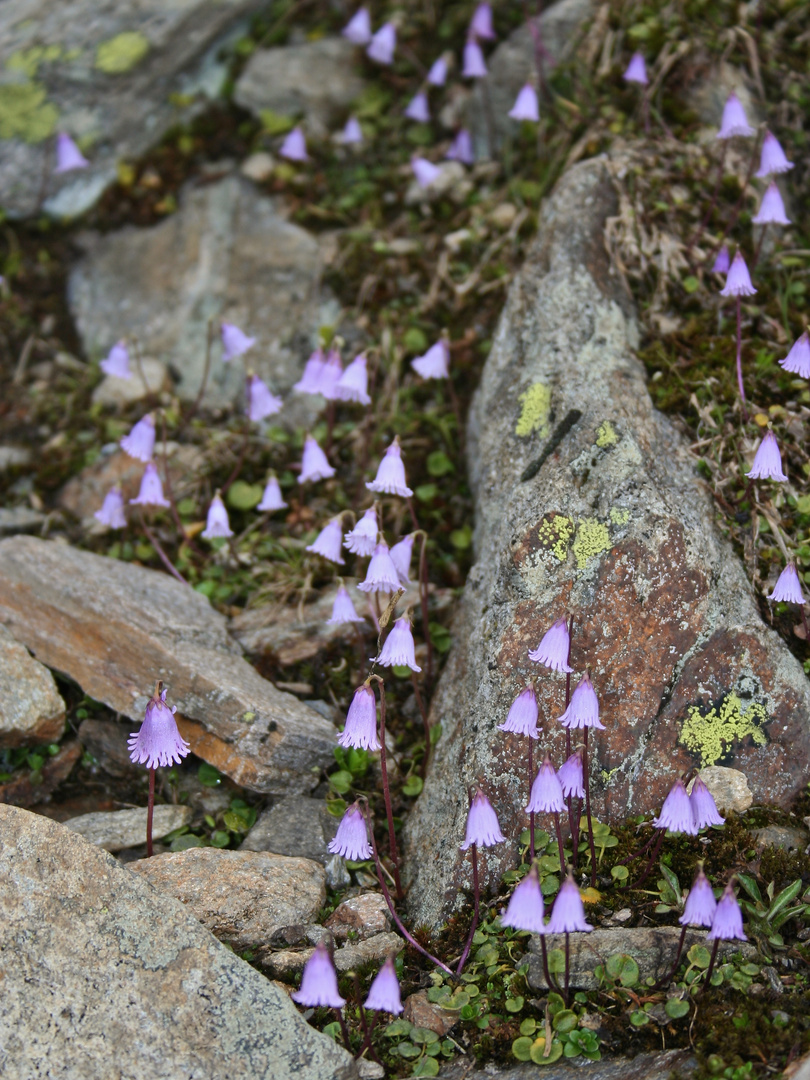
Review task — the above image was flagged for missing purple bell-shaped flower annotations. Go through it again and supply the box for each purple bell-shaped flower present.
[100,341,131,379]
[201,492,234,540]
[128,686,190,769]
[306,517,346,564]
[460,790,506,849]
[338,684,380,751]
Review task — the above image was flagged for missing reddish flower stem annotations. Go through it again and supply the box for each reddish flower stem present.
[455,842,480,976]
[528,737,535,861]
[582,727,598,887]
[146,767,155,858]
[371,677,403,900]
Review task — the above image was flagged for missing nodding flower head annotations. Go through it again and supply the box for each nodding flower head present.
[390,533,416,586]
[623,52,648,85]
[293,348,327,394]
[756,131,794,178]
[94,486,127,530]
[752,181,790,226]
[335,352,371,405]
[746,430,788,483]
[720,251,756,297]
[716,91,755,139]
[768,562,805,605]
[357,541,401,594]
[427,56,448,87]
[55,132,89,173]
[706,881,747,941]
[221,322,256,362]
[298,434,336,484]
[340,116,364,145]
[280,126,309,162]
[460,790,506,850]
[469,2,496,40]
[526,755,565,815]
[446,129,474,165]
[412,340,449,380]
[497,685,539,739]
[405,92,431,123]
[344,507,378,557]
[508,84,540,122]
[201,492,234,540]
[364,955,403,1014]
[711,245,730,275]
[246,374,282,422]
[653,778,699,836]
[130,462,170,508]
[128,685,190,770]
[342,6,372,45]
[528,617,572,672]
[557,750,585,799]
[779,332,810,378]
[257,474,287,512]
[306,516,346,565]
[338,684,380,751]
[462,39,488,79]
[366,437,413,498]
[411,155,442,190]
[546,874,593,933]
[317,348,343,401]
[689,776,725,830]
[558,672,603,730]
[291,941,346,1008]
[376,616,421,672]
[328,584,365,626]
[100,341,131,379]
[328,801,372,861]
[680,867,717,928]
[500,864,545,933]
[366,22,396,65]
[120,413,156,463]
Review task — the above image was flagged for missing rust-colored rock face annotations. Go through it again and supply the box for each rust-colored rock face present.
[403,157,810,931]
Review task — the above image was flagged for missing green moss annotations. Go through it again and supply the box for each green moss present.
[538,515,574,561]
[0,81,58,142]
[596,420,618,448]
[515,383,551,438]
[95,31,149,74]
[572,519,612,568]
[679,693,769,768]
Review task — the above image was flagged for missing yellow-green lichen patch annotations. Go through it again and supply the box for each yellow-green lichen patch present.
[515,382,551,438]
[610,507,630,526]
[596,420,618,448]
[572,518,612,569]
[6,45,62,77]
[0,81,58,142]
[95,31,149,74]
[679,693,768,768]
[537,515,574,561]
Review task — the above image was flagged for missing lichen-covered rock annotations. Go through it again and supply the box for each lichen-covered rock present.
[0,624,65,747]
[403,156,810,930]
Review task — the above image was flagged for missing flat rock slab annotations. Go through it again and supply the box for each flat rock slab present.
[0,804,356,1080]
[130,848,325,952]
[0,536,337,794]
[325,893,391,941]
[240,795,338,865]
[68,175,328,407]
[403,156,810,930]
[0,0,265,220]
[65,804,193,851]
[262,931,403,979]
[439,1049,696,1080]
[0,623,65,747]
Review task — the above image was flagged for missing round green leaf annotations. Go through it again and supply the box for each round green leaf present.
[397,1042,421,1059]
[519,1018,536,1036]
[410,1027,438,1045]
[170,833,205,851]
[552,1009,578,1033]
[427,451,454,477]
[328,769,353,794]
[384,1019,412,1038]
[530,1038,564,1065]
[605,954,639,987]
[630,1011,650,1027]
[665,998,690,1019]
[197,762,222,787]
[687,944,711,969]
[402,775,424,797]
[611,864,629,881]
[226,480,263,510]
[505,995,524,1013]
[412,1056,440,1075]
[512,1037,533,1061]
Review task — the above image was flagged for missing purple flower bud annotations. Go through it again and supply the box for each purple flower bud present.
[357,541,401,594]
[460,790,506,850]
[717,91,755,139]
[340,116,364,145]
[328,801,372,860]
[720,251,756,297]
[446,129,474,165]
[546,874,593,933]
[653,778,699,836]
[344,507,378,557]
[257,475,287,512]
[246,374,283,422]
[366,437,413,497]
[427,56,448,87]
[469,3,496,41]
[202,493,234,540]
[746,430,787,483]
[338,684,380,751]
[558,672,604,730]
[500,864,546,933]
[367,22,396,65]
[706,882,747,941]
[412,340,449,379]
[768,562,805,604]
[292,941,346,1008]
[412,155,442,189]
[509,84,540,122]
[335,352,371,405]
[557,750,585,800]
[752,180,790,226]
[293,348,327,394]
[623,52,649,85]
[120,413,156,463]
[462,39,488,79]
[328,584,365,625]
[130,462,170,508]
[376,616,421,672]
[280,126,309,162]
[299,434,336,484]
[128,686,190,769]
[497,685,539,739]
[711,245,730,275]
[526,755,565,814]
[55,132,89,173]
[779,332,810,378]
[364,955,403,1014]
[528,617,572,672]
[405,92,431,123]
[94,486,127,529]
[221,322,256,362]
[690,776,725,829]
[342,6,372,45]
[756,131,794,178]
[100,340,131,379]
[680,867,717,928]
[306,517,346,564]
[390,533,416,585]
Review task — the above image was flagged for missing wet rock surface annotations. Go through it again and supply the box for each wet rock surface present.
[403,156,810,930]
[65,804,192,851]
[0,804,356,1080]
[0,536,337,793]
[0,623,65,747]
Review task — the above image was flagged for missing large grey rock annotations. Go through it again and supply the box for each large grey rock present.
[68,175,330,406]
[65,804,193,851]
[240,795,338,865]
[403,156,810,930]
[234,38,364,138]
[0,536,337,794]
[0,623,65,747]
[0,0,265,219]
[0,804,356,1080]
